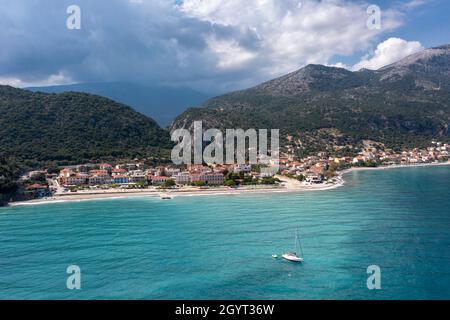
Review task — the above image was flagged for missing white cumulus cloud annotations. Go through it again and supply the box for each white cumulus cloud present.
[178,0,402,81]
[353,37,424,71]
[0,77,23,87]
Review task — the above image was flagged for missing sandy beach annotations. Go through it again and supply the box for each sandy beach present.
[8,161,450,207]
[8,179,342,207]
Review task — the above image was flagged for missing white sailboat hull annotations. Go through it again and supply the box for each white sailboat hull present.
[282,253,303,262]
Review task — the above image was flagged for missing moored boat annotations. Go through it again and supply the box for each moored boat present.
[282,228,304,263]
[282,252,303,262]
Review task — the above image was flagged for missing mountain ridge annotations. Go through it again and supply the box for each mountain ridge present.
[171,43,450,154]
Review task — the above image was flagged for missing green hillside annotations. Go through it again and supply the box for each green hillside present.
[0,85,172,164]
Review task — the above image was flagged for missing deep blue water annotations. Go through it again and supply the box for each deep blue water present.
[1,166,449,300]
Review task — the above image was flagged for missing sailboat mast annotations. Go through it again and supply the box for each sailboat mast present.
[296,227,304,258]
[294,230,298,253]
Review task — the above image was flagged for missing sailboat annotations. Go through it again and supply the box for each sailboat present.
[282,228,304,263]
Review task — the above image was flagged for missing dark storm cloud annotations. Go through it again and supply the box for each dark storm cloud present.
[0,0,412,91]
[0,0,216,87]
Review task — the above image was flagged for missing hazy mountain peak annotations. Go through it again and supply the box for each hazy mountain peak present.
[251,64,354,96]
[27,82,213,127]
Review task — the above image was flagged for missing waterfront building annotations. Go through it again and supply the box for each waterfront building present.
[112,168,127,176]
[205,173,224,185]
[114,175,130,185]
[173,172,191,185]
[60,174,88,186]
[190,173,224,185]
[130,174,146,183]
[25,184,50,199]
[151,176,171,186]
[305,173,324,184]
[89,175,114,185]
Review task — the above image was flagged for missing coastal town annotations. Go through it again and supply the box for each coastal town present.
[17,140,449,202]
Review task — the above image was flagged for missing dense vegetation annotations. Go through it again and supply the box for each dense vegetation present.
[0,157,23,205]
[172,45,450,153]
[0,85,173,166]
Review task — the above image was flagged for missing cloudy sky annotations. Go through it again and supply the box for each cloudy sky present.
[0,0,449,93]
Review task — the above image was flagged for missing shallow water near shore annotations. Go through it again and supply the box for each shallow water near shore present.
[1,165,450,299]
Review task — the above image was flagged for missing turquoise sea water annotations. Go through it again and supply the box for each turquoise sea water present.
[1,166,450,300]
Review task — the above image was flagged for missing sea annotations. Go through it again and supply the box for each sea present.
[1,165,449,300]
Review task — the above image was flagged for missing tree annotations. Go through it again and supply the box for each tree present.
[31,172,46,182]
[163,179,176,188]
[193,181,206,187]
[328,162,339,172]
[260,177,279,185]
[135,181,147,188]
[225,179,236,187]
[47,167,60,174]
[324,170,335,179]
[0,157,23,205]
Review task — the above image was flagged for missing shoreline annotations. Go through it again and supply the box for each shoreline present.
[8,181,344,207]
[339,160,450,176]
[7,161,450,207]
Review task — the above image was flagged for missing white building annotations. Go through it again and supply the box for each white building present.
[233,164,252,173]
[173,172,191,185]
